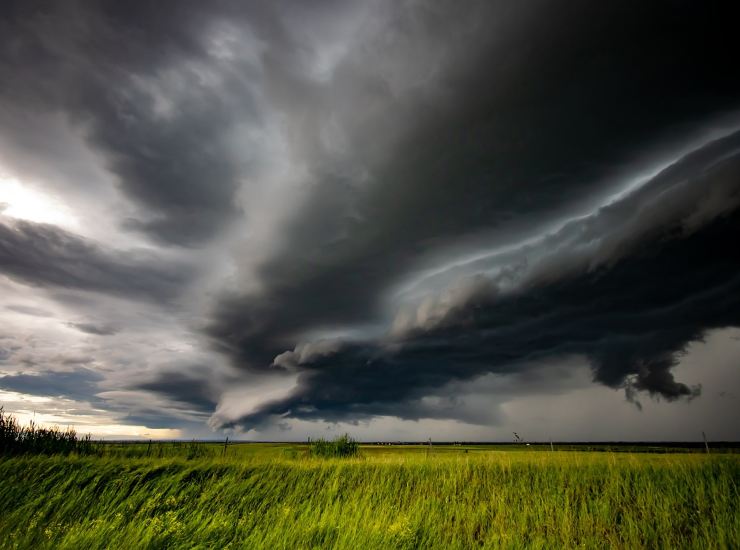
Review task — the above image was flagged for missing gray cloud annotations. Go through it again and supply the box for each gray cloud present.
[206,0,740,371]
[0,368,103,403]
[67,322,117,336]
[217,137,740,429]
[1,1,739,438]
[0,1,265,246]
[5,305,54,317]
[0,217,193,301]
[133,370,220,413]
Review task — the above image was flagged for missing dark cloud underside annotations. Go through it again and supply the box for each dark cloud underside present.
[220,132,740,429]
[133,371,219,413]
[0,1,738,436]
[207,0,740,370]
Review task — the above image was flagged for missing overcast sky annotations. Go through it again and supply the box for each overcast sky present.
[1,1,739,441]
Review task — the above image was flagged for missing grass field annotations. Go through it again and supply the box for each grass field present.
[0,444,737,549]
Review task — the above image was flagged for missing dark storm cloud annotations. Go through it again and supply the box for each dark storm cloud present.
[67,322,117,336]
[219,136,740,430]
[0,217,192,301]
[129,365,228,414]
[133,371,220,413]
[0,0,262,245]
[207,0,740,372]
[2,1,739,435]
[0,368,103,403]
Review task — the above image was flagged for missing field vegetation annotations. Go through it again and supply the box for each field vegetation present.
[0,408,94,456]
[308,434,360,458]
[0,412,737,549]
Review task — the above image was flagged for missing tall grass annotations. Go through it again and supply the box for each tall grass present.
[0,408,93,456]
[308,433,360,458]
[0,451,737,549]
[1,410,737,548]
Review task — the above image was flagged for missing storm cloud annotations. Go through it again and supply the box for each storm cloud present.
[0,368,104,404]
[206,0,740,369]
[1,1,739,439]
[0,217,193,301]
[0,0,261,245]
[217,139,740,429]
[133,370,221,414]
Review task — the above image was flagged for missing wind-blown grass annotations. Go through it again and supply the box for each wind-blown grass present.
[0,408,93,456]
[308,433,360,458]
[0,450,737,549]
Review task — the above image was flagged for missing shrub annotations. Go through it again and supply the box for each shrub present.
[0,407,95,456]
[308,434,359,458]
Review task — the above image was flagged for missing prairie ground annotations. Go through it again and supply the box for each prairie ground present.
[0,445,737,549]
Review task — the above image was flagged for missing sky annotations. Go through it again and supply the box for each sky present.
[1,1,739,441]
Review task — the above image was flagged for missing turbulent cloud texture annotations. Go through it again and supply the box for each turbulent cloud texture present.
[1,1,739,439]
[219,140,740,428]
[0,217,193,300]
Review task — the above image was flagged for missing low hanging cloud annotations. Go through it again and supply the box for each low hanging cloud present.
[203,1,740,432]
[216,135,740,430]
[205,0,740,372]
[132,370,221,414]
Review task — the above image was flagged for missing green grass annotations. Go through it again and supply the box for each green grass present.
[0,447,737,549]
[308,434,360,458]
[0,407,94,456]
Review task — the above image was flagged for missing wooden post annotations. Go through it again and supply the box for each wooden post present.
[702,431,710,454]
[223,436,229,457]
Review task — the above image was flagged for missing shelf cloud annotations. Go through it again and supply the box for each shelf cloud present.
[1,1,739,439]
